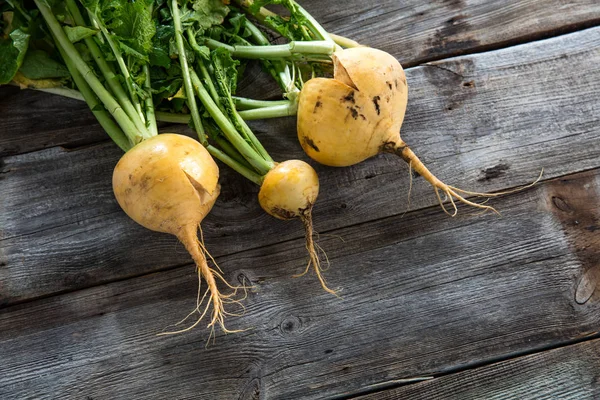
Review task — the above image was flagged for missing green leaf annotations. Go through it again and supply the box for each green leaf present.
[248,0,310,41]
[0,28,30,84]
[194,44,211,60]
[182,0,229,31]
[108,0,155,57]
[119,41,148,61]
[150,25,173,68]
[19,49,70,79]
[64,25,98,43]
[211,47,240,95]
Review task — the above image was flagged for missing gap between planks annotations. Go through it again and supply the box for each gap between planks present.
[402,18,600,68]
[339,331,600,399]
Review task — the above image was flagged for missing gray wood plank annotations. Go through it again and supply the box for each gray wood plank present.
[2,27,600,305]
[2,0,600,156]
[356,338,600,400]
[0,86,103,157]
[311,0,600,66]
[0,169,599,399]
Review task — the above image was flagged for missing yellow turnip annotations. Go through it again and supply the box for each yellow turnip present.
[113,134,238,333]
[298,47,503,215]
[258,160,335,295]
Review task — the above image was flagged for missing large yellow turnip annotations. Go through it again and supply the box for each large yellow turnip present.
[297,47,504,215]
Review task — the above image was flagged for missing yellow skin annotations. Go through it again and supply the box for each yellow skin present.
[113,134,220,235]
[258,160,319,220]
[258,160,336,295]
[298,47,408,166]
[112,134,238,334]
[297,47,499,215]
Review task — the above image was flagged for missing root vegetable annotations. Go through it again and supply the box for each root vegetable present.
[258,160,334,295]
[297,47,503,215]
[112,134,236,332]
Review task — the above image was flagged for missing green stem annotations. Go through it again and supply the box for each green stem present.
[155,111,190,124]
[186,29,221,105]
[294,3,336,45]
[65,0,147,134]
[85,11,145,124]
[143,65,158,136]
[204,39,334,59]
[34,0,146,144]
[241,18,294,93]
[330,33,363,48]
[190,70,273,175]
[212,135,254,170]
[53,31,130,151]
[35,87,84,101]
[206,145,263,185]
[237,0,341,50]
[208,55,273,163]
[233,97,290,110]
[156,102,296,123]
[238,103,297,120]
[171,0,207,145]
[242,16,267,44]
[235,113,273,162]
[145,3,157,136]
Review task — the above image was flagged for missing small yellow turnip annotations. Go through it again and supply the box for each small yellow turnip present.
[258,160,336,295]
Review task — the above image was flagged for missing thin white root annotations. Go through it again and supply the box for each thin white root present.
[401,160,414,218]
[394,141,542,217]
[448,168,544,198]
[157,226,250,339]
[435,185,501,217]
[296,210,340,297]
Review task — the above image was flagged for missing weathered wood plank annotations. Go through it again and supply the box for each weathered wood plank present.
[2,27,600,305]
[0,86,103,157]
[0,86,193,157]
[2,0,600,156]
[356,338,600,400]
[312,0,600,66]
[0,169,599,399]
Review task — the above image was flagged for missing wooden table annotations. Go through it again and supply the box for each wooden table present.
[1,1,600,399]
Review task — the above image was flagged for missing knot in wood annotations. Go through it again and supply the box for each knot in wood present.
[279,315,302,334]
[552,196,572,213]
[236,271,252,286]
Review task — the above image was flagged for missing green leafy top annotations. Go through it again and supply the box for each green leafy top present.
[182,0,230,31]
[247,0,311,41]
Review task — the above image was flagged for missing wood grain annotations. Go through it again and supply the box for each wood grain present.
[2,0,600,156]
[1,169,599,399]
[2,27,600,305]
[356,338,600,400]
[309,0,600,66]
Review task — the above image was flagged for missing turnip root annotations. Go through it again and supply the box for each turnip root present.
[297,47,502,215]
[258,160,334,294]
[113,134,238,333]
